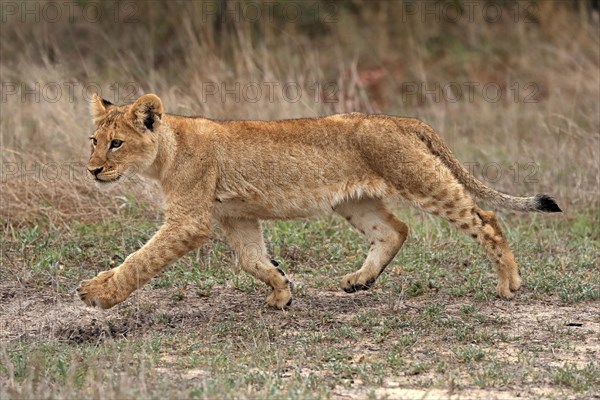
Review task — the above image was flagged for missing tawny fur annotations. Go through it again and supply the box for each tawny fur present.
[78,94,560,309]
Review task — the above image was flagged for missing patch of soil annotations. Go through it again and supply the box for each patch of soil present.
[1,281,598,399]
[0,281,383,344]
[1,282,598,343]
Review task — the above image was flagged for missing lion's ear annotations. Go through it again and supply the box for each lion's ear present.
[90,94,113,125]
[128,94,163,132]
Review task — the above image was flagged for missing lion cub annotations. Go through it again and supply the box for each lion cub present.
[78,94,561,309]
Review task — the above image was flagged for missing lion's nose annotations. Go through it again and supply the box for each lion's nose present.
[88,166,104,176]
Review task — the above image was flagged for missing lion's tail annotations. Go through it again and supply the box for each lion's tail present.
[416,124,562,213]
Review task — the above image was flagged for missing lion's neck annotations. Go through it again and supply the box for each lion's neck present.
[143,123,177,183]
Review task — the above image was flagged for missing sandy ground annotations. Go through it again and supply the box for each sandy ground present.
[1,281,598,399]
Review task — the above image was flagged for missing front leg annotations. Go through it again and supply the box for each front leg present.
[219,217,293,309]
[77,221,209,309]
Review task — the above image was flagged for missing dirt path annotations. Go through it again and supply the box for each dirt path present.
[1,281,598,399]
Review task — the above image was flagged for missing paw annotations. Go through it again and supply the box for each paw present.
[497,268,522,299]
[510,272,522,291]
[266,279,294,309]
[496,279,515,300]
[77,269,129,309]
[341,272,375,293]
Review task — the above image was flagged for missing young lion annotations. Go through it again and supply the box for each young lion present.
[77,93,561,309]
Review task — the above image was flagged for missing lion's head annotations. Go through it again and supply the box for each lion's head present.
[87,93,163,186]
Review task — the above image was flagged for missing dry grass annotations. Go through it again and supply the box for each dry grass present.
[1,0,599,229]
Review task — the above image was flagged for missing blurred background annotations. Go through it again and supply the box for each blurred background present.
[1,0,598,227]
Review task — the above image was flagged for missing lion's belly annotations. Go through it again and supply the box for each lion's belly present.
[212,178,393,220]
[213,197,325,219]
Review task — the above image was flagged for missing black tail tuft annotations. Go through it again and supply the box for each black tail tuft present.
[535,194,562,213]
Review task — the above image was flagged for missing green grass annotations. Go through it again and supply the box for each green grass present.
[1,206,598,399]
[551,363,599,392]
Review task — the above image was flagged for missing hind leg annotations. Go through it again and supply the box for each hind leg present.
[218,217,293,308]
[334,198,409,292]
[461,206,521,298]
[472,208,521,297]
[417,181,521,299]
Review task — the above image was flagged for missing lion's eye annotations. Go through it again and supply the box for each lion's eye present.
[91,138,97,146]
[110,139,123,148]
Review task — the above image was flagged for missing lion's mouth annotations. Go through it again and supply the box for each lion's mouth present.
[95,174,122,183]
